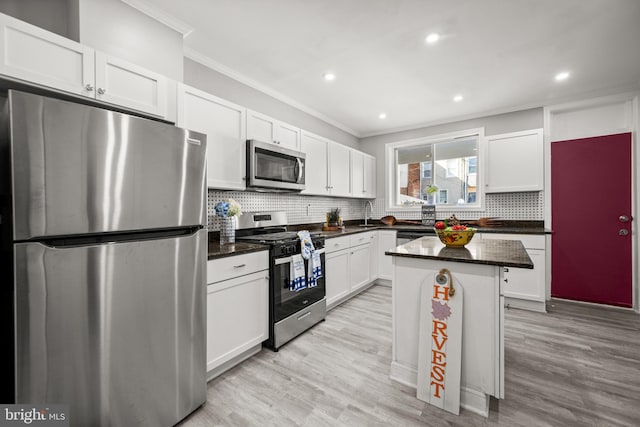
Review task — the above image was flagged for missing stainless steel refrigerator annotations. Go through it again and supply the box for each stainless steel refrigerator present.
[0,90,207,426]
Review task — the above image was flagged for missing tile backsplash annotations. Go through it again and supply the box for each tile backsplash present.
[207,190,543,229]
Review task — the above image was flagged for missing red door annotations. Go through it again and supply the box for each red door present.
[551,133,633,307]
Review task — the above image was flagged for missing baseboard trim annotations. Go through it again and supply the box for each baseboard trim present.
[206,344,262,381]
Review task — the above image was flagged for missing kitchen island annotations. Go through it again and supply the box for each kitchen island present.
[386,237,533,417]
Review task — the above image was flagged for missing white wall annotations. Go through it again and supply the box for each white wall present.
[358,108,544,219]
[75,0,184,81]
[0,0,73,38]
[184,58,359,149]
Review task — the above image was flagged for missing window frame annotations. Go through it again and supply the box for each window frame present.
[384,127,486,212]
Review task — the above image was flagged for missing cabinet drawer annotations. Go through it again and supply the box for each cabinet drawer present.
[349,231,375,247]
[480,233,545,249]
[325,235,351,253]
[207,250,269,284]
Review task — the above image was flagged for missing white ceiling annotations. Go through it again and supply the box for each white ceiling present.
[128,0,640,137]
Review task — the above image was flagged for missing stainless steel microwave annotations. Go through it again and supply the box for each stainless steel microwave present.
[246,140,306,191]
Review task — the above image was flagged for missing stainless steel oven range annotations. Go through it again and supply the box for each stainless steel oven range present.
[236,212,325,351]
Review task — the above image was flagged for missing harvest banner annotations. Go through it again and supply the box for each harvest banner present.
[416,269,463,415]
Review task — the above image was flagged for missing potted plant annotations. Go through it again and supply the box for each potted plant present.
[326,208,341,227]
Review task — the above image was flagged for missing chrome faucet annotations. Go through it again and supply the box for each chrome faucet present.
[364,200,374,225]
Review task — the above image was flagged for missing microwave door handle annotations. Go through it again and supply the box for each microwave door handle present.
[295,158,303,183]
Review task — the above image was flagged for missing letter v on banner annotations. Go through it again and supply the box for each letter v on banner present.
[416,269,463,415]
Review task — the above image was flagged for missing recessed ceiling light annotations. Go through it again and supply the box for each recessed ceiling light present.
[555,71,570,81]
[453,95,463,102]
[379,113,387,119]
[323,73,336,81]
[425,33,440,44]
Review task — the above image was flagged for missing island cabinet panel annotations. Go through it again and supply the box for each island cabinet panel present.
[377,230,397,281]
[391,258,503,415]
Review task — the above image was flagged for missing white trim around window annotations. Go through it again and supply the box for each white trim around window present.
[384,127,486,213]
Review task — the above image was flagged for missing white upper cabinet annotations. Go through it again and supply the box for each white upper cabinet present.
[0,13,172,119]
[177,84,246,190]
[300,131,329,195]
[350,151,377,199]
[328,141,351,197]
[0,13,95,97]
[350,150,365,198]
[485,128,543,193]
[94,52,168,118]
[363,154,377,198]
[246,109,301,150]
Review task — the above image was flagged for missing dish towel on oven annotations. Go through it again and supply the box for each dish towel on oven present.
[307,250,323,288]
[297,230,315,260]
[289,254,307,292]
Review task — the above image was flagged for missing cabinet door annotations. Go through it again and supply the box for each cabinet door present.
[369,232,379,280]
[177,84,246,190]
[378,230,397,280]
[326,249,350,309]
[0,13,95,97]
[350,150,365,198]
[350,244,371,292]
[246,109,276,143]
[485,129,543,192]
[206,271,268,372]
[94,52,168,118]
[504,250,545,302]
[300,132,329,195]
[328,142,351,197]
[276,121,301,150]
[364,154,377,198]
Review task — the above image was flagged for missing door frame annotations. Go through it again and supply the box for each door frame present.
[544,91,639,311]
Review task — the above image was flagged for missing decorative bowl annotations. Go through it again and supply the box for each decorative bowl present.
[435,228,476,248]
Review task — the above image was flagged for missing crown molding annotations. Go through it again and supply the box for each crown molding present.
[120,0,194,37]
[183,47,360,138]
[359,83,640,139]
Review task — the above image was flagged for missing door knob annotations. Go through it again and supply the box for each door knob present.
[619,215,630,222]
[619,229,629,236]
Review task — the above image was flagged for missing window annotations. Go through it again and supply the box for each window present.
[421,162,432,179]
[385,128,483,209]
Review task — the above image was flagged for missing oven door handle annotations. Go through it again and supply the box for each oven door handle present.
[274,248,325,265]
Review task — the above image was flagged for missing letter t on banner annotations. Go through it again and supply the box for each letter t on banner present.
[416,269,464,415]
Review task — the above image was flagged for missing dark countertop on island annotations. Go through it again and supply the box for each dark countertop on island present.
[385,236,534,269]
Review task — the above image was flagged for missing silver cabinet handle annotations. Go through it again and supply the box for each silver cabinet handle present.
[503,267,509,272]
[233,264,246,268]
[297,311,311,321]
[85,84,94,92]
[97,88,106,95]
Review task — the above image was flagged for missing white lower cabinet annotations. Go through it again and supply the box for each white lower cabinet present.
[206,251,269,379]
[377,230,397,281]
[325,249,350,307]
[481,233,546,312]
[325,231,379,309]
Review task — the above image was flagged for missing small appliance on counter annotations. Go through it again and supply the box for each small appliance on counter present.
[236,212,326,350]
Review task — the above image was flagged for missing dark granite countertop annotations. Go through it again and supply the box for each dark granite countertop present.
[312,224,550,238]
[385,236,534,269]
[208,240,268,260]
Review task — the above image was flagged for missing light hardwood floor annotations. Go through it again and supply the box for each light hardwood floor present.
[180,286,640,426]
